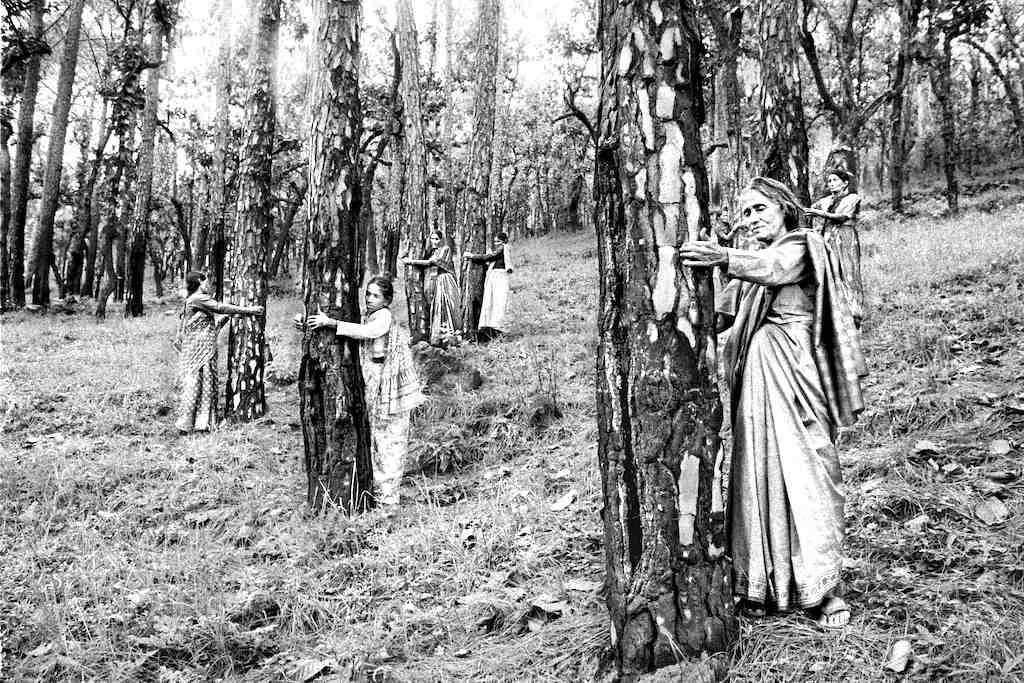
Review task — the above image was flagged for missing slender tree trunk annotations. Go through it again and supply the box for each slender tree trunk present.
[193,171,212,267]
[1,118,13,310]
[756,0,810,203]
[300,0,373,513]
[889,0,922,212]
[226,0,279,421]
[9,0,46,308]
[397,0,430,342]
[382,31,405,280]
[95,117,137,318]
[594,1,735,678]
[458,0,501,337]
[270,178,306,278]
[929,35,959,214]
[125,18,167,316]
[703,0,746,223]
[27,0,86,307]
[67,102,109,296]
[209,0,234,299]
[441,0,457,245]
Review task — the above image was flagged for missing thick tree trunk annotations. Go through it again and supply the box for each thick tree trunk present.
[27,0,86,307]
[594,2,736,678]
[226,0,279,422]
[756,0,810,204]
[9,0,46,308]
[458,0,501,337]
[300,0,373,513]
[125,18,167,316]
[397,0,430,342]
[889,0,922,212]
[929,36,959,214]
[209,0,234,300]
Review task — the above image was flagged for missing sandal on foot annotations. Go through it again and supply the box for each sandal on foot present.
[816,597,850,629]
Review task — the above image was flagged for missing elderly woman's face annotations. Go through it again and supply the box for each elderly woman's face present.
[739,189,787,245]
[826,173,847,194]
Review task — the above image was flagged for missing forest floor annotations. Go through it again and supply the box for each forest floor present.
[3,178,1024,682]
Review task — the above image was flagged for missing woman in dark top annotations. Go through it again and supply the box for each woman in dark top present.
[403,231,462,346]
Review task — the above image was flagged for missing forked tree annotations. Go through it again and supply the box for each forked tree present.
[593,0,737,678]
[225,0,280,421]
[299,0,374,513]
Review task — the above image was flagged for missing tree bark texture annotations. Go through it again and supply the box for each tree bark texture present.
[125,16,167,316]
[382,31,405,279]
[226,0,280,422]
[9,0,46,307]
[756,0,810,204]
[209,0,234,300]
[1,117,12,310]
[66,102,109,296]
[889,0,922,212]
[397,0,430,342]
[929,35,959,214]
[458,0,501,336]
[27,0,86,307]
[594,1,736,678]
[300,0,373,514]
[270,177,306,278]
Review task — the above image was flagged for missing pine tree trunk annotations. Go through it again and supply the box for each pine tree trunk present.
[300,0,373,513]
[458,0,501,337]
[226,0,279,422]
[756,0,810,204]
[27,0,86,307]
[397,0,430,342]
[9,0,46,308]
[95,115,137,319]
[1,117,13,310]
[270,178,306,278]
[209,0,234,300]
[704,0,746,223]
[889,0,921,212]
[382,31,405,281]
[66,102,109,296]
[441,0,457,244]
[125,18,167,316]
[594,1,736,678]
[929,35,959,214]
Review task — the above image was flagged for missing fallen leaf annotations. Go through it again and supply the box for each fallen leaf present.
[550,490,577,512]
[884,639,913,673]
[989,439,1013,456]
[975,498,1010,525]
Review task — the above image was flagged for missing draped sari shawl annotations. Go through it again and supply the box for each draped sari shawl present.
[719,229,867,437]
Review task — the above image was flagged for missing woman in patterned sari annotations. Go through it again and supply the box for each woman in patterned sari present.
[403,231,462,346]
[175,271,263,433]
[806,169,863,316]
[680,177,867,629]
[307,275,425,508]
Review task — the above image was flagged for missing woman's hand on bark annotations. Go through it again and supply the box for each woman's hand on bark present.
[307,308,336,330]
[679,241,728,268]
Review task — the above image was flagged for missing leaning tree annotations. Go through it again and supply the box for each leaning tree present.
[593,0,738,679]
[298,0,374,513]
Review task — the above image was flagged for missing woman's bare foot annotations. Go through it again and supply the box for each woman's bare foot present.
[816,596,850,629]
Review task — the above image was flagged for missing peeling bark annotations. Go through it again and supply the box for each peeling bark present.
[594,1,736,678]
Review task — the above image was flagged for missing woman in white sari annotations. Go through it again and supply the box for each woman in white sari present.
[680,177,867,628]
[464,231,512,341]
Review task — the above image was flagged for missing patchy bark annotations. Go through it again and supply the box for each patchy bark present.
[226,0,279,421]
[300,0,373,513]
[594,1,736,678]
[209,0,234,300]
[889,0,922,212]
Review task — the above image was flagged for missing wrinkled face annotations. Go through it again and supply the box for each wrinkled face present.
[739,189,788,245]
[826,173,847,194]
[365,283,386,309]
[429,234,441,248]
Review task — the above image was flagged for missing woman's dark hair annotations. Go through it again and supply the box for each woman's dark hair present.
[185,271,207,295]
[496,231,508,242]
[743,177,803,231]
[367,274,395,304]
[430,230,444,241]
[826,168,851,184]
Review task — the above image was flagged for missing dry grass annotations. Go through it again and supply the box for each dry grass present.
[3,188,1024,681]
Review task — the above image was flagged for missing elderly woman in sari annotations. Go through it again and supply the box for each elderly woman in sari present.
[806,168,863,315]
[175,271,263,433]
[403,231,462,347]
[680,177,867,628]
